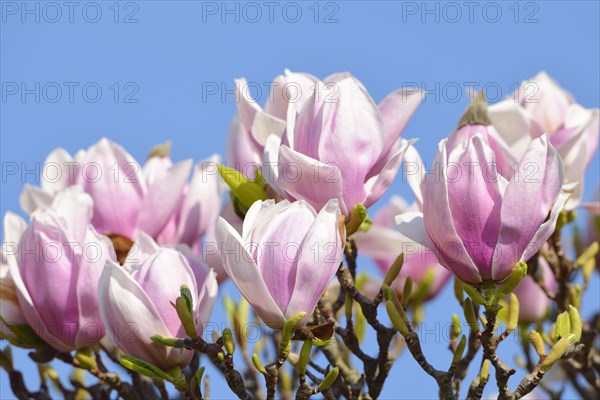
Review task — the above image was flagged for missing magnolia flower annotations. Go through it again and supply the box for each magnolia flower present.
[20,138,194,241]
[265,74,422,214]
[397,134,569,285]
[229,70,318,175]
[489,71,600,208]
[99,238,217,370]
[513,257,557,323]
[0,212,28,340]
[354,196,451,300]
[216,199,344,329]
[9,187,115,351]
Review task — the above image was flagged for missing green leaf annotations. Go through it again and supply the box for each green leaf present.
[218,164,267,210]
[119,356,172,382]
[345,204,367,236]
[179,285,194,315]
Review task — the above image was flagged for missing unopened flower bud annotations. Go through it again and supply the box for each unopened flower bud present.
[463,298,480,334]
[452,335,467,365]
[317,367,339,392]
[223,328,235,355]
[555,311,571,341]
[386,301,409,337]
[252,353,266,374]
[529,330,546,357]
[383,253,404,287]
[567,305,582,342]
[506,294,519,335]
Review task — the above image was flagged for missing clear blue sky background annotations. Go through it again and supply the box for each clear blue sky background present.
[1,1,599,399]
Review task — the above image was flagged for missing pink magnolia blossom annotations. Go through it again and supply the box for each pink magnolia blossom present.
[10,187,115,351]
[489,72,599,209]
[216,199,344,329]
[354,196,451,300]
[98,236,217,370]
[19,139,223,248]
[396,134,569,285]
[265,74,422,214]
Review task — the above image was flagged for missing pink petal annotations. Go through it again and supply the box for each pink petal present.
[492,135,564,280]
[264,70,318,121]
[286,199,344,326]
[378,88,424,148]
[254,201,316,312]
[74,226,114,347]
[277,146,346,214]
[216,217,285,329]
[318,77,385,209]
[133,249,198,337]
[422,140,482,284]
[174,156,222,246]
[77,138,146,237]
[99,260,193,369]
[137,159,192,238]
[446,135,504,280]
[19,217,79,348]
[41,148,76,194]
[363,139,410,208]
[19,184,54,215]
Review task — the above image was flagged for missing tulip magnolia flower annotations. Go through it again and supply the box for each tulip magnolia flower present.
[10,187,115,351]
[0,212,28,339]
[99,239,217,370]
[229,70,318,175]
[489,71,600,209]
[513,257,557,323]
[264,74,422,214]
[20,138,194,241]
[396,134,569,285]
[354,196,451,299]
[216,199,344,329]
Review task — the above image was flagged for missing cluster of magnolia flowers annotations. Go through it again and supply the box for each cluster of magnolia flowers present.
[0,70,598,398]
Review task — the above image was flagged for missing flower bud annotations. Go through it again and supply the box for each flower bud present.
[345,204,367,236]
[463,298,480,334]
[506,294,520,335]
[555,311,571,341]
[386,301,409,337]
[568,305,582,342]
[452,335,467,365]
[223,328,235,355]
[383,253,404,287]
[252,353,266,374]
[498,263,527,297]
[297,339,313,375]
[541,336,573,372]
[529,330,546,357]
[317,367,339,392]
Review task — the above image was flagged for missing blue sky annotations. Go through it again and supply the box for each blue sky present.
[1,1,599,398]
